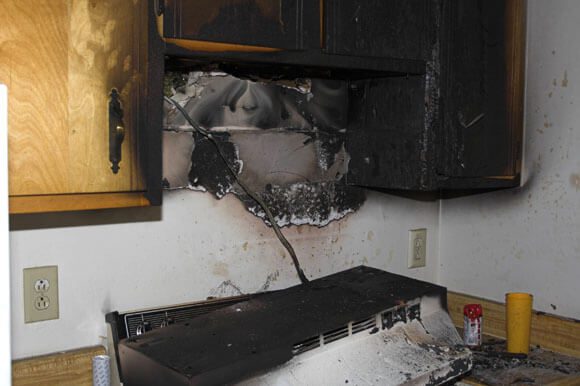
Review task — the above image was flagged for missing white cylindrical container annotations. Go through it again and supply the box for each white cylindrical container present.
[92,355,111,386]
[463,304,483,347]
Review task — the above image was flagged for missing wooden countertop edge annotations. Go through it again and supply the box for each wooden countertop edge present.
[9,192,150,214]
[12,346,105,386]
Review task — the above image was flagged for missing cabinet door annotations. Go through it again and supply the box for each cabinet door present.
[437,0,525,187]
[163,0,320,50]
[1,1,150,204]
[346,76,433,191]
[345,0,525,192]
[324,0,431,60]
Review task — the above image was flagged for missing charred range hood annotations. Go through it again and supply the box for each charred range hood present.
[109,267,471,385]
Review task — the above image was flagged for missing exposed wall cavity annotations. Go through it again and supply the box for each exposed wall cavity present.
[163,71,365,227]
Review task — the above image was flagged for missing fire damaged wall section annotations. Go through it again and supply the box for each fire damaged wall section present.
[163,71,365,227]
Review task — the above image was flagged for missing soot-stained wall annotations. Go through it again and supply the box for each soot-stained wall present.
[439,0,580,319]
[9,189,440,359]
[163,72,366,227]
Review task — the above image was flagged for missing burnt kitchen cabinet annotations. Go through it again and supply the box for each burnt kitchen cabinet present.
[345,0,526,192]
[324,0,433,61]
[163,0,321,50]
[347,76,432,191]
[2,0,163,213]
[436,0,525,189]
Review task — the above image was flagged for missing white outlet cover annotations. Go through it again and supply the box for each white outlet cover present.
[408,229,427,269]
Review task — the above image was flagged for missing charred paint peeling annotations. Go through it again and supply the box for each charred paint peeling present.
[163,71,366,227]
[241,182,365,227]
[189,134,241,198]
[426,356,472,386]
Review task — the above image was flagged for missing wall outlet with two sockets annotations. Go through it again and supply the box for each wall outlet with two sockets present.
[23,266,59,323]
[408,229,427,269]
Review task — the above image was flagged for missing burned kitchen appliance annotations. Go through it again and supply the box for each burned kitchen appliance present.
[107,266,471,385]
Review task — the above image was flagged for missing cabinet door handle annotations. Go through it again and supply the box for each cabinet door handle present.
[109,89,125,174]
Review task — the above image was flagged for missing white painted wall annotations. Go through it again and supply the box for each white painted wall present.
[9,190,439,359]
[439,0,580,319]
[1,85,12,384]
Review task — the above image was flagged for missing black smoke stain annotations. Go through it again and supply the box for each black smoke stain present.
[189,133,241,198]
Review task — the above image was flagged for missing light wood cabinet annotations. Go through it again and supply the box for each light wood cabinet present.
[1,0,161,214]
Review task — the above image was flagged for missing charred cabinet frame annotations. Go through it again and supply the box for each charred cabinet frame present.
[159,0,526,194]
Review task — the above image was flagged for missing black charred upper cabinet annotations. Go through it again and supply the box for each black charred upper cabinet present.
[324,0,431,61]
[436,0,525,189]
[341,0,525,191]
[163,0,320,49]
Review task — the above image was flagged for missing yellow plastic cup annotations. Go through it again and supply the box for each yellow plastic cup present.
[506,292,533,354]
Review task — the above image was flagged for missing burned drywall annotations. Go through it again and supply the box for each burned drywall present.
[163,71,365,227]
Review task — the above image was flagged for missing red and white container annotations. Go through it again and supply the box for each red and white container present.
[463,304,483,347]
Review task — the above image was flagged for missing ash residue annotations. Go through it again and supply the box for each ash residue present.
[240,182,365,227]
[474,348,579,373]
[315,131,348,172]
[470,339,580,385]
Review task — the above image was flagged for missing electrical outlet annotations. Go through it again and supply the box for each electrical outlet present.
[34,295,51,310]
[34,279,50,292]
[23,266,59,323]
[408,229,427,269]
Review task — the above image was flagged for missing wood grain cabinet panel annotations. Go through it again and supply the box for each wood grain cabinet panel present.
[1,0,161,213]
[0,1,70,196]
